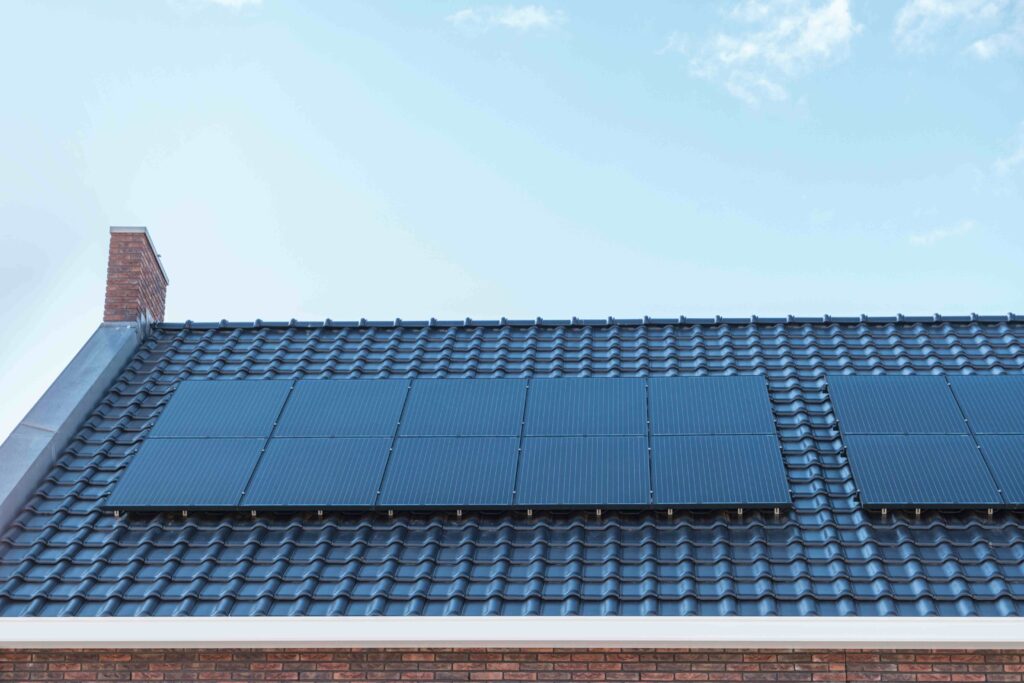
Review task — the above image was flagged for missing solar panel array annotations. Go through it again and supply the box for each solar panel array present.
[829,375,1024,509]
[105,376,792,512]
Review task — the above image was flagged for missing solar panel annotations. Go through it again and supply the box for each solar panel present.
[400,379,527,436]
[844,435,1002,508]
[524,378,646,436]
[649,376,775,435]
[241,437,392,508]
[515,436,649,508]
[378,437,518,508]
[651,436,789,507]
[948,376,1024,434]
[976,436,1024,506]
[275,380,408,437]
[149,380,291,438]
[104,438,265,510]
[827,375,967,435]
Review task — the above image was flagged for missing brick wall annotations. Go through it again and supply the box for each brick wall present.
[0,649,1022,682]
[103,228,168,324]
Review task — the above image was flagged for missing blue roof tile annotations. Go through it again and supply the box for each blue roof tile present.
[0,317,1023,616]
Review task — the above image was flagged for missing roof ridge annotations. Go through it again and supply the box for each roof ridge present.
[154,313,1024,331]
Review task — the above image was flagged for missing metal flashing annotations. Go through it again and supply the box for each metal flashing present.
[0,323,140,532]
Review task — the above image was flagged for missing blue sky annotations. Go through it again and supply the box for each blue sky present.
[0,0,1022,438]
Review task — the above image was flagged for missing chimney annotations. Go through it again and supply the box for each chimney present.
[103,227,169,324]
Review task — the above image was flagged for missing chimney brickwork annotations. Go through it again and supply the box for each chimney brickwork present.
[102,227,169,324]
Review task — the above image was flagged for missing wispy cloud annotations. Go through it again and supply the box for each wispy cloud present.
[908,220,977,246]
[667,0,860,106]
[447,5,566,32]
[191,0,261,6]
[894,0,1024,58]
[995,122,1024,174]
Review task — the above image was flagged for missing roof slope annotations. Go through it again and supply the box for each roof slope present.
[1,316,1023,617]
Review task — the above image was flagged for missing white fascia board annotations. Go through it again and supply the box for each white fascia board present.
[1,617,1023,649]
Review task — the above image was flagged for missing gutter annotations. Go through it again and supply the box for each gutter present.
[0,616,1022,649]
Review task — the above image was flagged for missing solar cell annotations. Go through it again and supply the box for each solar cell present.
[828,375,967,435]
[649,376,775,435]
[524,378,646,436]
[378,437,518,508]
[948,376,1024,434]
[651,435,789,507]
[241,437,392,508]
[275,380,408,437]
[976,436,1024,506]
[149,380,291,438]
[104,438,265,510]
[515,436,649,507]
[400,379,527,436]
[843,435,1002,508]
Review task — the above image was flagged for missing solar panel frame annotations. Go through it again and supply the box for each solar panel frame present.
[948,376,1024,435]
[104,438,265,510]
[650,435,790,508]
[275,379,409,437]
[149,380,292,439]
[514,436,650,509]
[524,377,647,436]
[399,379,528,437]
[975,435,1024,506]
[827,375,968,435]
[378,437,519,509]
[843,434,1003,509]
[241,437,393,509]
[648,376,775,435]
[110,375,803,512]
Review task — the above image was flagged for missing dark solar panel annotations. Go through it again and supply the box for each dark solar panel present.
[651,436,789,507]
[828,375,967,434]
[976,436,1024,506]
[104,438,265,510]
[400,379,527,436]
[649,376,775,435]
[844,435,1002,508]
[149,380,291,438]
[275,380,408,437]
[524,378,646,436]
[948,376,1024,434]
[241,437,392,508]
[515,436,649,508]
[378,437,518,508]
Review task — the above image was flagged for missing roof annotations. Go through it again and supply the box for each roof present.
[1,315,1024,618]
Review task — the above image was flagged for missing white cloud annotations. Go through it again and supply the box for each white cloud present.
[671,0,860,105]
[908,220,977,246]
[995,122,1024,174]
[894,0,1024,57]
[447,5,566,31]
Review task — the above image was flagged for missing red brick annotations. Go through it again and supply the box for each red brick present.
[4,649,1024,682]
[103,229,168,324]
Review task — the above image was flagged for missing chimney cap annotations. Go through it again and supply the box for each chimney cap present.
[108,226,170,285]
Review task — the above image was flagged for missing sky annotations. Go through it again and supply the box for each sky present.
[0,0,1022,440]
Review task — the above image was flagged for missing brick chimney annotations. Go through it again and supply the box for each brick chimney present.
[103,227,169,324]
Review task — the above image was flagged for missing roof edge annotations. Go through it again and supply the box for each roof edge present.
[0,323,142,531]
[1,617,1023,650]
